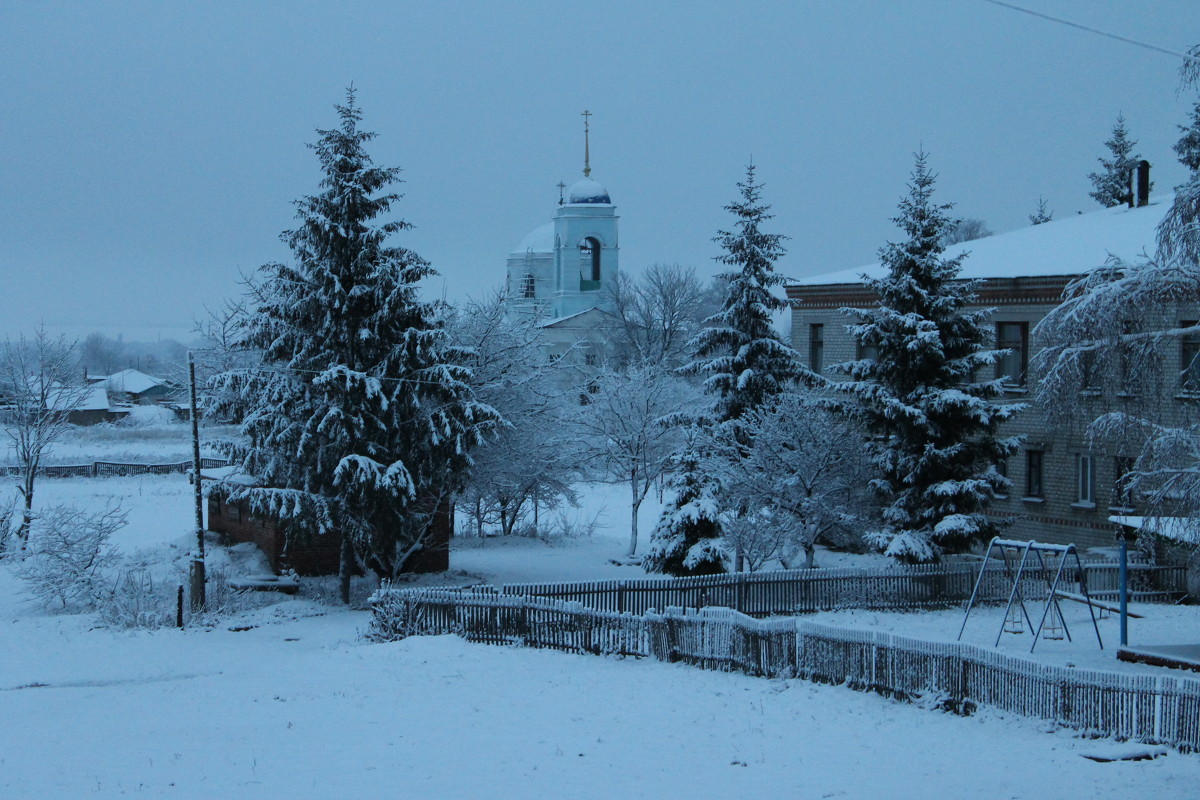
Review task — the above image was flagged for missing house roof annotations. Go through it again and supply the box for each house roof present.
[789,198,1167,288]
[104,368,167,395]
[45,383,109,411]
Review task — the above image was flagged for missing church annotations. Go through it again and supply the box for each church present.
[505,113,622,361]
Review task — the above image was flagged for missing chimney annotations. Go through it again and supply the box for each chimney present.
[1128,160,1151,208]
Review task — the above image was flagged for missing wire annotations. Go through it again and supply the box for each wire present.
[978,0,1199,64]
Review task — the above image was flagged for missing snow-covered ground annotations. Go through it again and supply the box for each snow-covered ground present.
[0,412,237,466]
[3,472,1200,797]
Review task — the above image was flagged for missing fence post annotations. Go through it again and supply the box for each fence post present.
[617,581,626,615]
[735,572,746,614]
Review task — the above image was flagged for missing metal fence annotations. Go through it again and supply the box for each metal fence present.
[463,561,1186,618]
[369,588,1200,751]
[0,457,230,479]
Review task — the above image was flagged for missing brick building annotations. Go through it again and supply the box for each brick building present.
[786,195,1175,551]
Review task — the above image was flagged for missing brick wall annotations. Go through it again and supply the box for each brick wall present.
[208,494,451,575]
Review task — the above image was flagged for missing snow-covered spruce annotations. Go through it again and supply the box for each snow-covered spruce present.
[1088,113,1149,209]
[837,152,1020,564]
[647,165,811,575]
[217,90,500,601]
[642,436,726,576]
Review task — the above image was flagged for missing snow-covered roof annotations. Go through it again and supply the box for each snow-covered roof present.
[104,368,166,395]
[1109,515,1199,544]
[76,384,110,411]
[791,199,1167,287]
[567,177,612,205]
[512,222,555,254]
[45,383,109,411]
[537,307,618,328]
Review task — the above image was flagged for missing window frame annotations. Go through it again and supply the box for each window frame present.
[1075,453,1095,507]
[809,323,825,373]
[1025,450,1044,499]
[995,322,1029,388]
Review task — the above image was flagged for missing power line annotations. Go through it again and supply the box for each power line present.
[979,0,1199,63]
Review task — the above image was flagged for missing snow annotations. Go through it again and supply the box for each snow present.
[812,602,1200,678]
[3,473,1200,796]
[791,198,1167,287]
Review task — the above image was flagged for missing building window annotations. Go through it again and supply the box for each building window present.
[857,341,879,363]
[996,322,1028,387]
[580,237,601,283]
[809,324,824,373]
[521,273,536,299]
[1182,320,1200,392]
[1075,454,1095,505]
[1025,450,1044,498]
[1112,456,1136,510]
[994,457,1009,497]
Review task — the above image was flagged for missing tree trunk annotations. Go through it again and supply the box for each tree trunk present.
[17,472,34,549]
[627,469,642,558]
[804,544,816,569]
[338,532,354,605]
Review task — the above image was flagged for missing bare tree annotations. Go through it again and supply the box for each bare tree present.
[447,290,580,537]
[191,299,257,419]
[0,330,91,550]
[605,264,706,367]
[942,218,993,245]
[574,363,698,557]
[79,331,126,376]
[710,392,873,569]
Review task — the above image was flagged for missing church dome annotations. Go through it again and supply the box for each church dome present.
[513,221,555,254]
[568,177,611,205]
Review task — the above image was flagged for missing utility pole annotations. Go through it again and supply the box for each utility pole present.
[188,352,206,613]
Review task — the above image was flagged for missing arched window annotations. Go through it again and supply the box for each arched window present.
[580,237,601,285]
[520,273,536,299]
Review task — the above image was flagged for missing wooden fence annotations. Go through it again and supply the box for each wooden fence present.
[465,561,1186,618]
[0,457,230,479]
[368,588,1200,751]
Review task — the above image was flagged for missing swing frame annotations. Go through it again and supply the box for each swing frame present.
[958,537,1104,653]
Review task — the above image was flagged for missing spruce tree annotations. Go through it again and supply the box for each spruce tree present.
[1175,99,1200,174]
[1028,197,1053,226]
[645,164,806,575]
[221,90,498,602]
[838,152,1020,563]
[641,438,725,576]
[687,163,806,423]
[1088,114,1148,207]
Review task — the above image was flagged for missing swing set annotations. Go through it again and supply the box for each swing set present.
[958,537,1104,653]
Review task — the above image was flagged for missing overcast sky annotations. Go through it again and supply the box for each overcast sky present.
[2,1,1198,341]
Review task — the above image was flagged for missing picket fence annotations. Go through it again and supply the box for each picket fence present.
[466,561,1186,618]
[0,457,230,479]
[369,588,1200,751]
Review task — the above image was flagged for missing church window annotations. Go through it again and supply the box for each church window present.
[521,273,536,299]
[580,237,601,284]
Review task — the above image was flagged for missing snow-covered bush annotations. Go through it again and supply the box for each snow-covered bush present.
[16,502,126,610]
[94,563,179,629]
[0,492,17,555]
